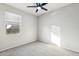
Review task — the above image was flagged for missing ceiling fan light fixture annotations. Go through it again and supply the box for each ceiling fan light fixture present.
[27,3,48,13]
[37,7,41,10]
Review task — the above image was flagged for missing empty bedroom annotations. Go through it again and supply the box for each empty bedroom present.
[0,3,79,56]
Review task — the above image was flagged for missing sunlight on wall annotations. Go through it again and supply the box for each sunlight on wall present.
[50,32,60,47]
[50,25,61,47]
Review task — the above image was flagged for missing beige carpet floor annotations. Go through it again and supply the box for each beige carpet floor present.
[0,41,79,56]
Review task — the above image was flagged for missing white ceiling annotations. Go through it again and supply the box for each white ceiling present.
[5,3,71,16]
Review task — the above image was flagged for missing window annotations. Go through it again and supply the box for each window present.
[5,12,22,34]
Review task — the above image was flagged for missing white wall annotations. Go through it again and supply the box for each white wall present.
[0,4,37,51]
[38,3,79,52]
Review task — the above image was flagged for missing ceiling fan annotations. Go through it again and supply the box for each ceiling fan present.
[27,3,48,13]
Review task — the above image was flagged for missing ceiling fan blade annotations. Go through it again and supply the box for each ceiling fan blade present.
[36,3,40,6]
[41,3,48,6]
[41,7,48,11]
[36,9,38,12]
[27,6,37,7]
[36,3,39,6]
